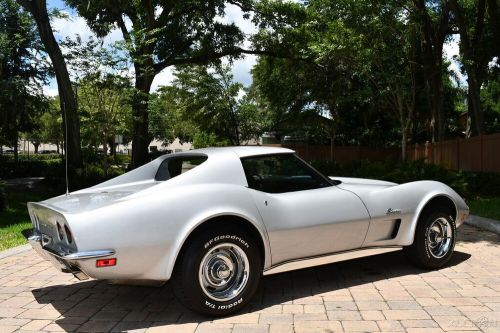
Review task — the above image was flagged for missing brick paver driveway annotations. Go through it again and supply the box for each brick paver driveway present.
[0,224,499,333]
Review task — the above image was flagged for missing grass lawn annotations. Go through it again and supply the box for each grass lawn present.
[0,191,47,251]
[468,197,500,221]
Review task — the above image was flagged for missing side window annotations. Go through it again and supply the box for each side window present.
[241,154,332,193]
[156,155,207,181]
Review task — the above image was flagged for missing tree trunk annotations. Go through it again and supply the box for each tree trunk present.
[13,133,19,164]
[131,70,154,168]
[34,143,39,153]
[401,127,408,161]
[17,0,82,169]
[413,0,448,142]
[449,0,488,137]
[102,141,108,177]
[466,69,484,135]
[109,139,117,157]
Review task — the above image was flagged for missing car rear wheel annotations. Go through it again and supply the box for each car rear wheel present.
[172,227,262,316]
[405,208,456,269]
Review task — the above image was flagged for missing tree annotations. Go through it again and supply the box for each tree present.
[167,64,269,145]
[16,0,83,169]
[449,0,499,136]
[0,0,49,161]
[148,88,197,147]
[38,98,64,153]
[65,0,295,167]
[412,0,452,142]
[78,73,132,173]
[252,0,422,160]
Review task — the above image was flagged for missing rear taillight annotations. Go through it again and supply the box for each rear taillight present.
[96,258,117,267]
[64,225,73,244]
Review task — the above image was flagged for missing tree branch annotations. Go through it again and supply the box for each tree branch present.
[154,48,312,73]
[117,15,132,44]
[142,0,155,30]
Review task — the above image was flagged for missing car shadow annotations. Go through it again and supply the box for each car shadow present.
[31,249,472,332]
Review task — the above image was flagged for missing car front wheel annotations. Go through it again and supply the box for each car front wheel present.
[172,227,262,316]
[405,208,456,269]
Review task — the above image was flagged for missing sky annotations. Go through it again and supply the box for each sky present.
[43,0,462,97]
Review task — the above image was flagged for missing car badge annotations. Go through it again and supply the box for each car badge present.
[386,208,402,215]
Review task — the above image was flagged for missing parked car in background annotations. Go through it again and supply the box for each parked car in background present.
[25,147,469,315]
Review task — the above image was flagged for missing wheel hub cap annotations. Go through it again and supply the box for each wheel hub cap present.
[199,243,250,302]
[427,217,453,259]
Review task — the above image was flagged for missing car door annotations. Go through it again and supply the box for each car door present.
[241,154,371,266]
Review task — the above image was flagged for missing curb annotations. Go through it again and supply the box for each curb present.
[465,215,500,235]
[0,244,31,260]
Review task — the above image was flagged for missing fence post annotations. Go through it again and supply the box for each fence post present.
[480,134,484,172]
[456,138,460,171]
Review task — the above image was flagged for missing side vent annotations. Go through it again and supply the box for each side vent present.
[390,219,401,239]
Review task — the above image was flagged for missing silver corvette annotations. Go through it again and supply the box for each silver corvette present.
[26,146,469,315]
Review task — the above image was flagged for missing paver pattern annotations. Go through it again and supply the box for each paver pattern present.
[0,224,499,332]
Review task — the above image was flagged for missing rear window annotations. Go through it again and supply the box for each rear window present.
[155,155,207,181]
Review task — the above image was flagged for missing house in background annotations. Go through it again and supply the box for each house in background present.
[1,138,192,155]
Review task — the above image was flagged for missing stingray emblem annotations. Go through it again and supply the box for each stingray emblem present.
[386,208,402,215]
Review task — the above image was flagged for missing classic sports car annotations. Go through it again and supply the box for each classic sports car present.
[26,147,469,315]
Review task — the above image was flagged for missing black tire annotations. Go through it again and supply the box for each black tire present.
[404,208,456,269]
[172,226,262,316]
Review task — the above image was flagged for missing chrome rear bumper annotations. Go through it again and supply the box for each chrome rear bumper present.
[24,229,115,281]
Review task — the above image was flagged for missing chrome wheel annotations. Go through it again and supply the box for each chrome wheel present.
[199,243,250,302]
[427,217,452,259]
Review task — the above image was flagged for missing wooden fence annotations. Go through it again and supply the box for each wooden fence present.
[273,143,400,163]
[406,133,500,172]
[268,132,500,172]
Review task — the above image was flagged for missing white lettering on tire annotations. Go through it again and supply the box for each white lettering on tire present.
[204,235,250,249]
[205,298,243,310]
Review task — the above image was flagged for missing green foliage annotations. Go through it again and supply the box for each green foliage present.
[65,0,266,166]
[154,64,271,146]
[34,98,64,148]
[482,67,500,133]
[312,159,500,198]
[78,73,133,150]
[148,88,197,146]
[42,161,126,193]
[251,0,423,154]
[464,171,500,197]
[0,191,49,251]
[0,0,50,150]
[0,155,61,179]
[469,197,500,221]
[192,132,230,149]
[0,153,60,161]
[311,159,477,197]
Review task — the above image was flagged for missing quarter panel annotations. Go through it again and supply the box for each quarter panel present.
[340,181,468,247]
[67,183,270,281]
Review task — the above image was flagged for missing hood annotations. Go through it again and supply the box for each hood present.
[330,177,397,187]
[42,180,159,214]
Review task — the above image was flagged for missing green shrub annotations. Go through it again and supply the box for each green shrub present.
[0,153,60,162]
[111,154,131,165]
[311,159,471,196]
[464,172,500,197]
[0,157,62,178]
[0,182,7,212]
[45,162,126,193]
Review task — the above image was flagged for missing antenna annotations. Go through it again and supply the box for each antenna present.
[63,102,70,196]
